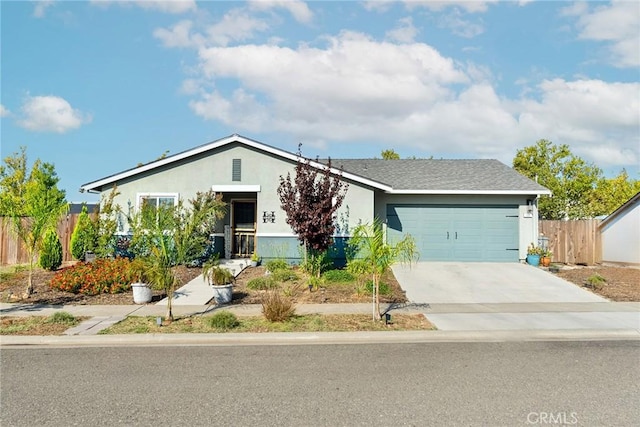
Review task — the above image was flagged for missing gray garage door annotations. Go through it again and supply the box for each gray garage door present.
[386,204,519,262]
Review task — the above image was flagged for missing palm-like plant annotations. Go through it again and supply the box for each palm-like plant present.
[349,218,418,320]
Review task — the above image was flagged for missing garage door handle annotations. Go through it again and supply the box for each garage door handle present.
[455,232,458,240]
[447,232,449,240]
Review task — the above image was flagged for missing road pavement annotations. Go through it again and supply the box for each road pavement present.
[2,341,638,426]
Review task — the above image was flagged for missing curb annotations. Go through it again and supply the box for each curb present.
[2,329,639,348]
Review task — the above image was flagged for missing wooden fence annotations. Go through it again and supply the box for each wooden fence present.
[0,213,91,266]
[539,219,602,265]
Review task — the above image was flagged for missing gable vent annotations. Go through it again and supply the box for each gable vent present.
[232,159,241,181]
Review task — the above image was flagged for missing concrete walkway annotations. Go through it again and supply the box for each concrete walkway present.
[157,258,249,306]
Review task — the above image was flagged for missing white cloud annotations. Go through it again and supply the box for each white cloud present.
[33,0,55,18]
[405,1,498,14]
[0,104,10,117]
[568,1,640,67]
[514,78,639,166]
[154,10,638,171]
[153,20,201,48]
[438,9,485,38]
[386,17,419,43]
[249,0,314,24]
[204,9,270,47]
[362,1,395,13]
[18,95,91,133]
[90,0,196,14]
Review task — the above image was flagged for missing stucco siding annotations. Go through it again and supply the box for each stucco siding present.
[97,143,375,250]
[601,202,640,264]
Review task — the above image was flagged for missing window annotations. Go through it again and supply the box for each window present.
[232,159,241,181]
[137,193,178,228]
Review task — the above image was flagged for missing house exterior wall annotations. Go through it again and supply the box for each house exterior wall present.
[96,143,375,260]
[375,193,538,261]
[601,201,640,265]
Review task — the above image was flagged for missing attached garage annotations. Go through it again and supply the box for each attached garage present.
[387,204,520,262]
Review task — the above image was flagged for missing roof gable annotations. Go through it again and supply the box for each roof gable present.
[80,134,550,196]
[599,191,640,228]
[79,134,391,193]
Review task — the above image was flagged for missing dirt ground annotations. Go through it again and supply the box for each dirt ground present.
[554,265,640,302]
[0,263,407,305]
[1,263,638,305]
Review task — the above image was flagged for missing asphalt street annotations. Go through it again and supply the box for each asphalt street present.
[1,341,639,426]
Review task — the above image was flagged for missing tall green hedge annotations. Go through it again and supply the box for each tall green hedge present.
[70,205,97,261]
[39,229,63,271]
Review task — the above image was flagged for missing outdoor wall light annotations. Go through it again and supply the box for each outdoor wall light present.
[525,199,534,218]
[263,211,276,223]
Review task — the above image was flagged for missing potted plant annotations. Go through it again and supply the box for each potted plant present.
[203,258,235,304]
[129,258,153,304]
[526,244,543,266]
[250,252,260,267]
[540,248,552,267]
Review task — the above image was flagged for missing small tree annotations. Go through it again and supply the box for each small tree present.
[277,145,348,264]
[381,149,400,160]
[348,218,418,320]
[94,186,122,258]
[173,190,226,265]
[70,205,97,261]
[39,229,63,271]
[513,139,603,219]
[0,147,68,296]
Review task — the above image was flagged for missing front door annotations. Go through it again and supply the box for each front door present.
[232,201,256,257]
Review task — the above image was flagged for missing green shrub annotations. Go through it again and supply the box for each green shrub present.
[70,205,97,261]
[346,259,371,276]
[261,291,295,322]
[364,280,391,296]
[247,276,278,290]
[265,259,289,272]
[322,269,355,283]
[206,311,239,330]
[585,274,606,290]
[49,258,132,295]
[282,283,302,297]
[39,229,63,271]
[47,311,77,325]
[300,250,331,277]
[271,269,299,282]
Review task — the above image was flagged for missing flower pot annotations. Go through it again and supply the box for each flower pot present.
[132,283,152,304]
[211,283,233,304]
[540,256,551,267]
[250,260,258,267]
[526,254,540,266]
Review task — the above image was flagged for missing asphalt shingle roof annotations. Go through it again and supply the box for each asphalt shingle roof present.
[331,159,548,193]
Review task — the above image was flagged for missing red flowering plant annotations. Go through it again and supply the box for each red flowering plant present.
[49,257,133,295]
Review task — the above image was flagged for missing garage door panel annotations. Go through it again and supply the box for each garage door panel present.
[387,204,519,262]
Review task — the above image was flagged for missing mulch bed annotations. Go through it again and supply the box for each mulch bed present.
[2,262,638,305]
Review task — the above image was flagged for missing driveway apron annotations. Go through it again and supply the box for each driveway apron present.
[392,262,639,331]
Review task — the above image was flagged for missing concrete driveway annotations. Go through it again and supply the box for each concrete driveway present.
[392,262,605,304]
[391,262,640,331]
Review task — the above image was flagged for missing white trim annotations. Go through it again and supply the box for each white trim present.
[80,134,391,193]
[256,232,353,238]
[256,232,297,238]
[210,233,225,237]
[385,189,552,196]
[136,192,179,210]
[212,184,261,193]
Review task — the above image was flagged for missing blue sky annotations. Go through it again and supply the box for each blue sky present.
[1,0,639,203]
